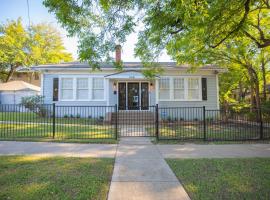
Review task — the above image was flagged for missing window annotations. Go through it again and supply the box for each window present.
[61,78,74,100]
[158,77,202,101]
[92,78,104,100]
[159,78,170,100]
[174,78,185,99]
[188,78,200,100]
[77,78,89,100]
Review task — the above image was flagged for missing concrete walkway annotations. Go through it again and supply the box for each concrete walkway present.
[108,137,190,200]
[1,140,270,200]
[0,141,117,157]
[157,143,270,158]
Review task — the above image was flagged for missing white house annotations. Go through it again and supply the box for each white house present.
[33,47,225,118]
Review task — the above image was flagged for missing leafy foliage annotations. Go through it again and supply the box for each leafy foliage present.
[0,18,73,82]
[21,95,48,117]
[43,0,270,108]
[43,0,270,63]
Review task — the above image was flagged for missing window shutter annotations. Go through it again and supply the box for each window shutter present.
[202,78,207,100]
[53,78,59,101]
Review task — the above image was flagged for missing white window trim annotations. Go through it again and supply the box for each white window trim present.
[59,77,75,101]
[76,77,90,100]
[92,77,105,101]
[58,75,106,101]
[158,76,202,101]
[158,77,171,101]
[173,77,185,100]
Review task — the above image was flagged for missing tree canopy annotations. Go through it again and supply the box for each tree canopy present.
[43,0,270,110]
[43,0,270,65]
[0,18,73,82]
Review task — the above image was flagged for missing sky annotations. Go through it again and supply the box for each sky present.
[0,0,172,62]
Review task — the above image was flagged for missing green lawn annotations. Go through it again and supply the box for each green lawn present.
[147,122,269,140]
[167,158,270,200]
[0,156,114,200]
[0,123,115,140]
[0,112,104,125]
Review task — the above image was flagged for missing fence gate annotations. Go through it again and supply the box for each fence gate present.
[115,106,156,137]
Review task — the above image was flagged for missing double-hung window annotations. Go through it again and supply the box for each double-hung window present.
[158,76,201,101]
[92,78,104,100]
[61,78,74,100]
[188,78,200,100]
[159,78,170,100]
[174,78,185,100]
[77,78,89,100]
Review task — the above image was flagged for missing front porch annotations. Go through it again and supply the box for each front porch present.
[105,70,157,110]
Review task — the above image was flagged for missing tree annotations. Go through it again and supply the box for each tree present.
[43,0,270,65]
[43,0,270,111]
[0,18,73,82]
[0,19,29,82]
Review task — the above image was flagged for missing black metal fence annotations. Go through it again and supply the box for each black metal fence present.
[0,104,117,140]
[0,104,269,141]
[156,106,270,141]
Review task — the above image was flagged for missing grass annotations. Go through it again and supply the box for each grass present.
[0,112,102,124]
[0,123,116,142]
[147,122,270,141]
[0,155,114,200]
[167,158,270,200]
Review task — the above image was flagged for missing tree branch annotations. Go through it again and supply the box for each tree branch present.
[209,0,250,48]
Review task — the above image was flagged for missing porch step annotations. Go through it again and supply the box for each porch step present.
[108,111,155,125]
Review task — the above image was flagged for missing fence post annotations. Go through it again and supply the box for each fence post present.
[155,104,159,140]
[52,103,55,139]
[203,106,206,141]
[115,104,118,140]
[259,108,263,140]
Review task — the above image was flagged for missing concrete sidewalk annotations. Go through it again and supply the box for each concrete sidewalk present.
[0,141,117,157]
[157,143,270,158]
[108,137,190,200]
[0,141,269,159]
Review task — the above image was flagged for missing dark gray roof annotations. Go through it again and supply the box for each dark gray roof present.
[32,61,225,71]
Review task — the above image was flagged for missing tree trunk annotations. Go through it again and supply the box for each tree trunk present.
[249,78,255,111]
[238,80,244,102]
[247,66,261,122]
[5,67,15,82]
[261,60,267,102]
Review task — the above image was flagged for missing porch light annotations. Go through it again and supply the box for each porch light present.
[150,82,154,91]
[113,82,117,94]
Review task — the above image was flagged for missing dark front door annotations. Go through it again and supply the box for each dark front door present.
[118,83,126,110]
[128,83,139,110]
[141,82,149,110]
[118,82,149,110]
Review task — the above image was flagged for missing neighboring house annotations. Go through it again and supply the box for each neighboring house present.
[0,81,40,104]
[33,46,225,118]
[9,67,41,87]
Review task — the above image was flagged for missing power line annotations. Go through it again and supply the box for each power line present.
[26,0,31,27]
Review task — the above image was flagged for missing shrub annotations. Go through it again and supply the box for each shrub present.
[99,116,104,120]
[21,95,47,117]
[64,114,68,118]
[76,114,81,118]
[167,116,172,122]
